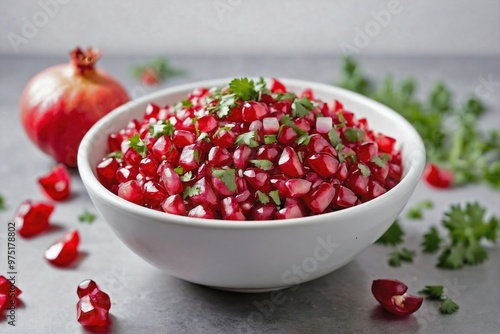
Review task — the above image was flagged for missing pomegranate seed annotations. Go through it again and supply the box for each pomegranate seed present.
[348,169,370,196]
[365,181,387,200]
[233,144,253,169]
[278,126,298,145]
[77,279,99,298]
[151,136,173,161]
[38,164,71,201]
[375,134,396,153]
[0,275,22,298]
[123,147,142,166]
[179,144,200,171]
[303,183,335,213]
[96,158,119,187]
[242,101,269,122]
[269,78,287,93]
[14,200,54,238]
[173,130,196,147]
[221,196,246,220]
[256,144,280,163]
[76,283,111,327]
[252,204,277,220]
[263,117,280,134]
[285,179,312,198]
[372,279,423,316]
[212,128,236,148]
[275,204,304,220]
[333,185,358,208]
[143,180,167,208]
[188,177,218,208]
[307,153,339,177]
[108,133,122,152]
[45,229,80,266]
[117,180,144,205]
[226,105,243,122]
[307,134,330,154]
[243,168,273,192]
[211,176,235,196]
[300,88,314,99]
[278,147,305,177]
[138,157,158,177]
[357,142,378,163]
[116,166,138,183]
[162,194,187,215]
[335,162,349,181]
[160,166,184,195]
[208,146,231,167]
[188,205,215,219]
[197,115,217,132]
[423,163,453,189]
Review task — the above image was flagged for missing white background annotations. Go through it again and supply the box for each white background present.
[1,0,499,56]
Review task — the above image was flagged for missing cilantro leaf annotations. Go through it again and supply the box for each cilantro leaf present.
[79,210,96,224]
[149,119,175,138]
[264,135,277,144]
[269,190,281,206]
[256,190,270,204]
[280,115,306,135]
[107,151,123,159]
[422,226,442,253]
[407,199,434,220]
[0,194,6,211]
[440,298,459,314]
[291,97,314,117]
[328,129,341,146]
[419,285,444,300]
[212,168,237,193]
[229,78,256,101]
[174,166,184,175]
[358,163,371,177]
[180,171,195,182]
[388,248,415,267]
[295,133,311,145]
[344,128,365,142]
[250,160,274,171]
[183,185,201,199]
[128,134,147,157]
[371,154,390,167]
[376,220,404,246]
[235,131,259,148]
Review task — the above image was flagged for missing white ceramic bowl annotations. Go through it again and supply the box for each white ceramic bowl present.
[78,78,425,292]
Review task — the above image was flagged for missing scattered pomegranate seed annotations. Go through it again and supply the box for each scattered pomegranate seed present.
[45,229,80,266]
[14,200,54,237]
[95,79,403,220]
[0,275,22,310]
[76,279,111,327]
[423,163,453,188]
[38,164,71,201]
[372,279,423,316]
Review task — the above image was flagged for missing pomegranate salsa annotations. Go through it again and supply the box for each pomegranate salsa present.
[96,78,402,220]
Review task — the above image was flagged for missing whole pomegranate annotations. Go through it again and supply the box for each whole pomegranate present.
[20,47,129,167]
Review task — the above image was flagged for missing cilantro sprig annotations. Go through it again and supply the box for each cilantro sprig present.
[79,210,96,224]
[406,199,434,220]
[129,134,147,157]
[212,168,237,193]
[388,248,415,267]
[419,285,460,314]
[149,120,175,138]
[375,220,404,246]
[0,194,6,211]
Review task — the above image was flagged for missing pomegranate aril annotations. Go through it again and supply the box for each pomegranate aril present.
[303,183,335,213]
[179,144,200,171]
[388,163,403,181]
[212,128,236,148]
[208,146,231,167]
[197,115,217,132]
[108,133,122,152]
[45,229,80,266]
[0,275,22,297]
[143,181,167,208]
[116,166,138,183]
[188,205,215,219]
[77,279,99,298]
[160,166,184,195]
[334,185,358,208]
[275,204,304,220]
[335,162,349,181]
[162,194,187,215]
[173,130,196,147]
[77,296,109,327]
[138,157,158,177]
[242,101,269,122]
[269,78,287,93]
[96,158,119,187]
[243,168,273,192]
[285,179,312,198]
[365,181,387,200]
[117,180,144,205]
[188,177,218,208]
[233,144,253,169]
[235,189,251,203]
[252,204,277,220]
[151,136,172,161]
[357,142,378,163]
[348,169,370,196]
[14,200,54,238]
[371,279,423,316]
[226,105,243,122]
[278,126,298,145]
[38,164,71,201]
[307,153,339,177]
[278,146,305,178]
[307,134,330,154]
[221,196,245,220]
[300,88,314,99]
[423,163,453,189]
[123,147,142,166]
[375,134,396,154]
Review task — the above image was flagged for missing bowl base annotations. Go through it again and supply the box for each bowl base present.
[207,285,294,293]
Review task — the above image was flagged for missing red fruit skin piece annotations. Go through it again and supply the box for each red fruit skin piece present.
[45,229,80,266]
[371,279,423,316]
[423,163,453,189]
[38,164,71,201]
[14,200,54,238]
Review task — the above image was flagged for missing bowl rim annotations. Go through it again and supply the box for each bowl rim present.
[78,77,426,229]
